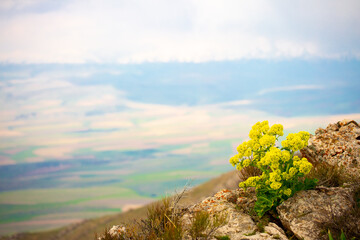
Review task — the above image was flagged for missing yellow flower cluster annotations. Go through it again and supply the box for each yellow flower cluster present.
[268,124,284,136]
[270,181,282,190]
[282,167,297,180]
[293,156,313,174]
[248,120,283,140]
[229,121,284,170]
[236,140,254,159]
[269,169,281,182]
[268,169,282,189]
[258,147,281,169]
[281,131,310,152]
[282,188,292,196]
[229,154,240,167]
[239,176,260,188]
[259,135,276,148]
[242,159,251,167]
[233,158,251,171]
[229,121,318,217]
[230,121,314,200]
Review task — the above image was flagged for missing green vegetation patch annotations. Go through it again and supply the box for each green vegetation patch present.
[11,146,40,163]
[0,186,139,205]
[0,202,122,224]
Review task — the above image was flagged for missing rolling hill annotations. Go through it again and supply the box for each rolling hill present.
[0,170,240,240]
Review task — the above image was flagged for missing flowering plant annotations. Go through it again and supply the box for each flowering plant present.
[230,121,317,217]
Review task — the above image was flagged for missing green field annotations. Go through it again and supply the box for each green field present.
[0,139,235,236]
[0,171,240,240]
[0,167,227,236]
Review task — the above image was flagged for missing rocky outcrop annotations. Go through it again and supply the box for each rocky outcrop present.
[99,119,360,240]
[277,186,358,240]
[182,189,288,240]
[100,188,289,240]
[300,119,360,179]
[100,185,358,240]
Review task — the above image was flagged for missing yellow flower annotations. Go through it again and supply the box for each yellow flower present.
[242,159,251,167]
[293,157,311,172]
[244,148,252,157]
[249,129,261,140]
[268,147,282,159]
[237,142,247,155]
[270,181,282,190]
[289,167,297,177]
[239,182,246,188]
[247,176,260,187]
[239,176,260,188]
[259,135,276,148]
[298,159,312,174]
[281,151,291,162]
[270,162,280,171]
[231,121,316,213]
[299,131,310,143]
[229,154,240,167]
[257,147,282,169]
[257,155,270,167]
[260,120,270,134]
[252,143,260,151]
[236,164,243,171]
[269,170,281,182]
[281,131,310,151]
[261,120,269,126]
[284,188,292,196]
[282,172,290,180]
[268,124,284,136]
[246,140,260,151]
[252,121,261,129]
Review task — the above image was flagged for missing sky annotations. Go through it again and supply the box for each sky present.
[0,0,360,167]
[0,0,360,63]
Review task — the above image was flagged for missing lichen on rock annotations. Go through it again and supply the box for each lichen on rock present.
[277,186,357,240]
[301,119,360,179]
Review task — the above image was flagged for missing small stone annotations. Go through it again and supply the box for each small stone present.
[108,225,126,237]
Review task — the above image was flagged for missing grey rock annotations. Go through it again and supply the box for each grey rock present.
[277,186,356,240]
[183,189,288,240]
[300,119,360,179]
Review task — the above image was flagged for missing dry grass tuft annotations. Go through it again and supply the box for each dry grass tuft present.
[307,160,357,188]
[189,210,228,240]
[306,160,360,240]
[237,165,262,183]
[95,188,228,240]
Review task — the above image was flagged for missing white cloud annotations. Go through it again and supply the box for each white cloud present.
[1,72,360,163]
[76,94,117,107]
[34,146,75,159]
[91,120,134,129]
[209,100,252,107]
[0,129,23,137]
[258,85,325,95]
[0,0,359,63]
